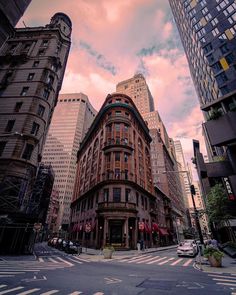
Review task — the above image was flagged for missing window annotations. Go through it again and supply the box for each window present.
[124,124,129,132]
[103,189,109,202]
[113,188,121,202]
[33,61,39,67]
[220,44,229,54]
[27,73,34,81]
[14,102,23,112]
[20,87,29,96]
[212,27,219,37]
[0,141,7,157]
[115,110,121,116]
[124,153,129,163]
[5,120,15,132]
[38,49,45,56]
[43,89,50,99]
[216,72,228,84]
[115,152,120,161]
[31,122,39,136]
[37,104,45,117]
[125,189,131,202]
[115,123,120,131]
[212,62,222,71]
[22,143,34,160]
[211,17,219,26]
[42,40,48,47]
[46,75,54,86]
[115,168,120,179]
[141,195,144,207]
[225,53,234,64]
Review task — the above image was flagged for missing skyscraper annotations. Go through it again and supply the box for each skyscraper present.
[42,93,97,232]
[116,73,155,114]
[0,0,32,48]
[169,1,236,235]
[0,13,72,253]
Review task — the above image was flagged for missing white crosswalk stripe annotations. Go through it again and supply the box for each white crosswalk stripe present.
[0,255,92,278]
[0,285,105,295]
[207,273,236,289]
[116,255,194,267]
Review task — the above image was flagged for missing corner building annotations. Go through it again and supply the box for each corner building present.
[71,93,157,249]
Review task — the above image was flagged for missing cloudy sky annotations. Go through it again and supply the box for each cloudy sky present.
[20,0,206,169]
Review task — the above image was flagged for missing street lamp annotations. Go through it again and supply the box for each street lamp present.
[162,170,204,245]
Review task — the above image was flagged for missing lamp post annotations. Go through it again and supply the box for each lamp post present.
[163,170,204,245]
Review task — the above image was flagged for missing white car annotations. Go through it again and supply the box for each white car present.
[177,241,198,257]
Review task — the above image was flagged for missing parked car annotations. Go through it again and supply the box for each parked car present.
[177,241,198,257]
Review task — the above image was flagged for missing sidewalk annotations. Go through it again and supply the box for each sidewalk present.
[80,245,178,261]
[194,254,236,274]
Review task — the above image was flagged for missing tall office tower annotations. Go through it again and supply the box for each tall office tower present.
[191,181,209,237]
[42,93,97,232]
[116,73,155,114]
[0,0,32,48]
[149,129,186,240]
[169,1,236,193]
[71,93,158,250]
[0,13,72,253]
[174,140,191,209]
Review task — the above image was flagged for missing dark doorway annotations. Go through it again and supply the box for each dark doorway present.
[110,221,122,244]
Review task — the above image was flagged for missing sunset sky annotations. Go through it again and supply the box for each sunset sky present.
[19,0,206,168]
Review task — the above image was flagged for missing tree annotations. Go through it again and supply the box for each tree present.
[206,183,235,241]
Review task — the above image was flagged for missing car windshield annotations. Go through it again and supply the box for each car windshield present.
[182,242,192,247]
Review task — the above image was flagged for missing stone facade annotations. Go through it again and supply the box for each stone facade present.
[71,93,158,249]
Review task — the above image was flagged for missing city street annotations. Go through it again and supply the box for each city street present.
[0,246,235,295]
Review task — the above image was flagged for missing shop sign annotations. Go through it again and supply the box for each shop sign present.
[223,177,235,201]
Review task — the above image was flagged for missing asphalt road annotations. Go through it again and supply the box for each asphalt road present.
[0,246,235,295]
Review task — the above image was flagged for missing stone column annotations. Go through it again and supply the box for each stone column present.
[103,218,108,247]
[124,218,129,248]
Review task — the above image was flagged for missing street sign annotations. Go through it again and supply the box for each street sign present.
[85,222,91,233]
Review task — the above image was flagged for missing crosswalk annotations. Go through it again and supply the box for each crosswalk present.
[115,254,194,267]
[0,256,90,278]
[0,284,104,295]
[206,272,236,292]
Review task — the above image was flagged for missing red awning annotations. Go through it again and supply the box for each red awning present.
[158,228,169,236]
[152,223,159,232]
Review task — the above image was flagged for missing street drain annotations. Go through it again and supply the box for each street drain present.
[137,279,176,291]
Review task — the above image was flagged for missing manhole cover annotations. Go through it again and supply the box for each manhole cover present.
[137,279,176,291]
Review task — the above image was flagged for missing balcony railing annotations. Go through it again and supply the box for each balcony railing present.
[102,171,134,182]
[203,111,236,146]
[103,138,133,150]
[97,202,137,212]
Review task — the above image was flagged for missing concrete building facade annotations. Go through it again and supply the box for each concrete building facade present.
[0,13,72,253]
[71,93,159,249]
[42,93,97,232]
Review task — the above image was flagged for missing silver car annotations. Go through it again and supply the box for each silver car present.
[177,241,197,257]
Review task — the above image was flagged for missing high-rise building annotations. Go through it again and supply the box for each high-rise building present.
[71,93,159,249]
[0,0,32,48]
[170,0,236,234]
[116,73,155,114]
[0,13,72,253]
[42,93,97,232]
[116,74,187,236]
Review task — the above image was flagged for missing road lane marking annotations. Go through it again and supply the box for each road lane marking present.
[0,286,7,289]
[66,258,82,264]
[213,278,236,283]
[158,257,175,265]
[38,258,44,262]
[40,291,59,295]
[183,259,193,267]
[217,282,236,287]
[72,256,90,263]
[17,288,40,295]
[146,256,167,265]
[93,293,104,295]
[170,258,183,266]
[127,255,153,263]
[119,254,150,262]
[67,292,83,295]
[0,287,24,294]
[208,274,236,279]
[0,272,25,274]
[48,258,58,263]
[55,257,73,266]
[136,256,160,264]
[0,276,14,278]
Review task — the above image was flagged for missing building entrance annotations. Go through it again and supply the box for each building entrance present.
[110,221,122,244]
